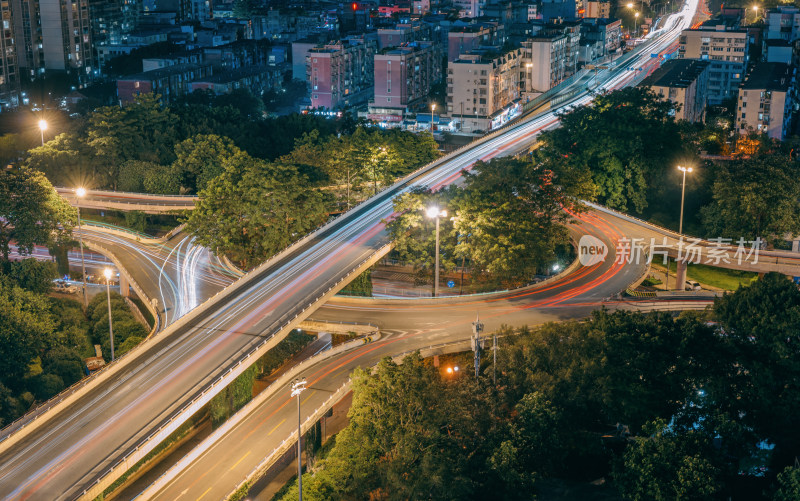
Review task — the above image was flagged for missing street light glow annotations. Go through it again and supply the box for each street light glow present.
[103,268,113,280]
[627,2,633,6]
[678,165,693,173]
[76,187,87,198]
[426,206,441,218]
[38,119,47,132]
[635,12,640,17]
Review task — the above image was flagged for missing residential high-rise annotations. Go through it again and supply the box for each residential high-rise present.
[678,26,748,104]
[446,48,522,132]
[12,0,96,82]
[307,37,377,110]
[640,59,710,123]
[89,0,141,47]
[736,62,794,140]
[0,0,19,108]
[369,41,442,122]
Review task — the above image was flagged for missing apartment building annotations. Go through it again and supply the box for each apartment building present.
[12,0,95,81]
[116,62,213,103]
[446,48,522,132]
[585,1,611,19]
[452,0,483,18]
[307,37,377,110]
[678,26,748,104]
[641,59,711,123]
[371,41,443,121]
[448,23,505,62]
[378,22,432,50]
[520,21,581,96]
[0,0,18,109]
[736,62,794,140]
[765,6,800,42]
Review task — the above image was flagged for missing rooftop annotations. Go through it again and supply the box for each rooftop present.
[740,62,792,91]
[640,59,710,88]
[118,62,210,81]
[192,65,274,83]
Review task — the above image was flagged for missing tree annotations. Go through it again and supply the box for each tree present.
[539,87,685,213]
[0,166,76,260]
[4,258,57,294]
[0,279,55,387]
[613,420,723,501]
[710,273,800,463]
[774,466,800,501]
[701,153,800,245]
[172,134,241,192]
[24,132,98,188]
[185,151,329,267]
[452,157,576,286]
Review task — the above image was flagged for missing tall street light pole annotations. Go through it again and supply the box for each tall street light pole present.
[76,187,88,310]
[431,103,436,131]
[677,165,693,235]
[103,268,115,362]
[38,119,47,146]
[291,378,307,501]
[426,206,447,297]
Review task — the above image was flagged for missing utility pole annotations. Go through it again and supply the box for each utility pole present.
[471,314,484,379]
[291,378,307,501]
[493,331,497,385]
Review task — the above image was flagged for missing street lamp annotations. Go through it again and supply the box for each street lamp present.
[103,267,115,362]
[75,187,88,310]
[752,5,759,25]
[291,378,308,501]
[634,12,640,37]
[38,119,47,146]
[430,103,436,131]
[677,166,693,235]
[426,206,447,297]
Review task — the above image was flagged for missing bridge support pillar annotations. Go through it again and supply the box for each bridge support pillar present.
[119,273,130,297]
[674,260,687,291]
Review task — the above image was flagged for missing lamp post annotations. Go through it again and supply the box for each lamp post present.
[103,267,115,362]
[76,187,88,310]
[38,119,47,146]
[751,5,759,25]
[291,378,307,501]
[427,206,446,296]
[634,12,640,38]
[677,166,693,235]
[675,166,693,292]
[426,206,447,297]
[430,103,436,131]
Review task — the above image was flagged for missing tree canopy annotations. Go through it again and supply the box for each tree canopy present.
[0,166,76,260]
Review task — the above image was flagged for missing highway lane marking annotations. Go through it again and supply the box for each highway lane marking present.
[230,450,251,470]
[197,486,213,500]
[268,418,286,435]
[301,390,317,405]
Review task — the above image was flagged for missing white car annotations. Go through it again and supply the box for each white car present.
[53,280,79,294]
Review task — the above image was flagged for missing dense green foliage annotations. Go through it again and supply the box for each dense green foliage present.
[540,87,687,213]
[184,151,329,267]
[386,157,576,288]
[0,268,146,427]
[0,166,76,260]
[280,274,800,500]
[701,153,800,245]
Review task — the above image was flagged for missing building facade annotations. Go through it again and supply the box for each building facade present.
[446,48,522,132]
[307,37,377,110]
[116,62,212,103]
[371,41,442,118]
[641,59,711,123]
[13,0,96,81]
[736,62,794,140]
[0,0,19,108]
[678,27,748,104]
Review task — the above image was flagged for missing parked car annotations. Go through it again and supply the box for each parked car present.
[685,280,702,291]
[53,280,79,294]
